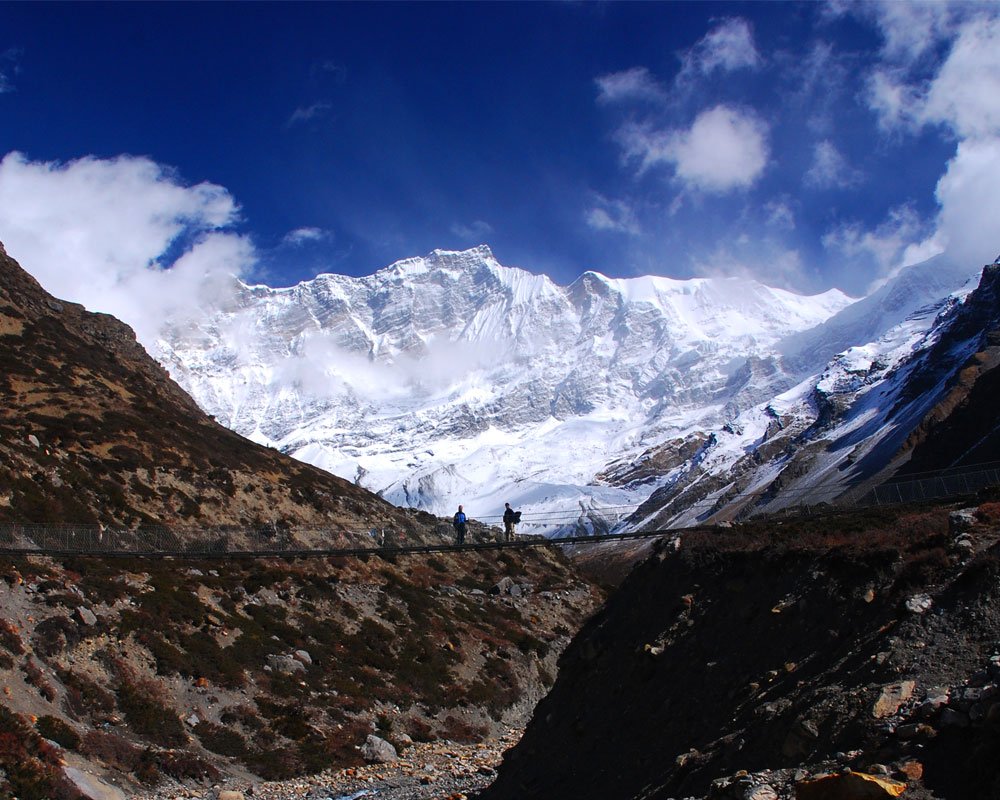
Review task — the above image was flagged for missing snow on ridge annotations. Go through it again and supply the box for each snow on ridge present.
[152,245,974,528]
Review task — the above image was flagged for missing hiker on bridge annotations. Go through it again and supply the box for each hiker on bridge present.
[503,503,519,542]
[453,505,468,545]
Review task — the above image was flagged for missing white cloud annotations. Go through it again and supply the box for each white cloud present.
[805,140,864,188]
[867,0,962,63]
[866,67,923,131]
[923,16,1000,139]
[680,17,761,76]
[850,9,1000,279]
[0,151,253,346]
[822,204,928,274]
[932,136,1000,269]
[866,12,1000,139]
[764,200,796,230]
[584,196,640,235]
[287,102,333,127]
[595,67,667,105]
[450,220,493,242]
[283,227,329,246]
[0,47,23,94]
[625,105,768,193]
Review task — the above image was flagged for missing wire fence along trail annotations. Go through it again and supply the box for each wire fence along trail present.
[1,461,998,559]
[0,521,680,559]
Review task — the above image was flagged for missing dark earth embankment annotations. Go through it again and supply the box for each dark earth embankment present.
[480,498,1000,800]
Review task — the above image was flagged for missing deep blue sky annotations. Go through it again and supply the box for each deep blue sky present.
[2,1,999,303]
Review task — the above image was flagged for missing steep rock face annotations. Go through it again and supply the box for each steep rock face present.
[626,261,1000,528]
[151,246,855,521]
[0,240,410,538]
[481,503,1000,800]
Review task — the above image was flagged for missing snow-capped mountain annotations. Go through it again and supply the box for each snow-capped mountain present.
[151,245,986,532]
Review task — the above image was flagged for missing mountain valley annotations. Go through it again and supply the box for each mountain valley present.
[3,239,1000,800]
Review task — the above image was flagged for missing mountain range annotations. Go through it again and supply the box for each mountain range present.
[150,245,990,531]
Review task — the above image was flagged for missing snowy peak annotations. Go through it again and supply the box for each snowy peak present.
[149,246,990,525]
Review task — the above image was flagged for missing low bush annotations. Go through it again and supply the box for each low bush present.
[0,703,75,800]
[0,618,24,655]
[32,615,80,657]
[55,668,114,719]
[35,715,81,750]
[194,721,250,758]
[438,714,488,744]
[115,680,186,748]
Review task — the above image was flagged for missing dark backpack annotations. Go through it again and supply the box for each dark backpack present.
[513,511,521,523]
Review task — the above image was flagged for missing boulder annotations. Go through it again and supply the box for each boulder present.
[360,733,398,764]
[795,771,905,799]
[872,681,915,718]
[266,655,306,675]
[490,577,516,595]
[61,767,125,800]
[917,695,949,717]
[75,606,98,627]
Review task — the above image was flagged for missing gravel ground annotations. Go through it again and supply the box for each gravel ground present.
[138,731,519,800]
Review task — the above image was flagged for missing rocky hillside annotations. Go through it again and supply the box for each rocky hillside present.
[0,240,606,798]
[480,497,1000,800]
[0,239,430,542]
[0,546,601,799]
[625,262,1000,530]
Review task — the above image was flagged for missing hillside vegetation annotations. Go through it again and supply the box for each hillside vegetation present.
[0,546,601,798]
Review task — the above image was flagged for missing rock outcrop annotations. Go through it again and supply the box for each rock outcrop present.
[481,499,1000,799]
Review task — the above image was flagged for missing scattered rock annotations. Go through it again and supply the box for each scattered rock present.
[75,606,98,626]
[744,784,778,800]
[905,594,933,614]
[62,766,126,800]
[872,681,915,719]
[266,655,306,675]
[948,508,977,533]
[795,770,905,799]
[360,734,398,764]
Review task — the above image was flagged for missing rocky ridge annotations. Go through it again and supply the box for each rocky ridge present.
[145,246,992,533]
[480,497,1000,800]
[0,240,605,799]
[0,240,407,540]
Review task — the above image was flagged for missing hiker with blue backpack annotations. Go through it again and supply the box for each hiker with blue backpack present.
[453,505,468,545]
